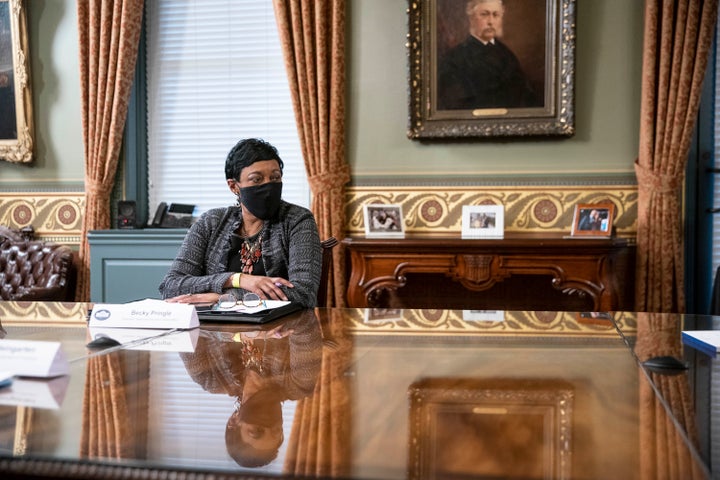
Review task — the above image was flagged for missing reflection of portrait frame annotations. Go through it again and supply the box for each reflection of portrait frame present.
[0,0,34,163]
[363,204,405,238]
[408,378,573,479]
[571,203,615,237]
[407,0,576,139]
[462,204,504,238]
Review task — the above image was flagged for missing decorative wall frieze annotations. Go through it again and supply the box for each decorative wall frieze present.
[0,192,84,245]
[342,308,636,337]
[346,185,637,238]
[0,301,88,325]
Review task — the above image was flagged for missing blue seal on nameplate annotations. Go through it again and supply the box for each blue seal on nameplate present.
[93,309,111,321]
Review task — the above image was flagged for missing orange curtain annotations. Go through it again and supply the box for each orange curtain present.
[273,0,350,307]
[284,309,352,476]
[635,0,717,313]
[75,0,144,301]
[80,355,132,458]
[635,312,703,479]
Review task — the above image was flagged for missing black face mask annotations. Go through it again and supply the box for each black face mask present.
[239,182,283,220]
[238,388,284,428]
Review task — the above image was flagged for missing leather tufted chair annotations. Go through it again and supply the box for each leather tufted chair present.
[0,238,76,301]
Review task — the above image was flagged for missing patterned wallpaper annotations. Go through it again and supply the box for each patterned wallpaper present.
[0,193,84,245]
[345,185,638,238]
[0,184,638,245]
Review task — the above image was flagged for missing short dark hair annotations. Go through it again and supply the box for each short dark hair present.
[224,138,285,180]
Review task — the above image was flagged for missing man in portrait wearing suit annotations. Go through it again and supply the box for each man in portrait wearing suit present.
[578,209,605,231]
[437,0,540,110]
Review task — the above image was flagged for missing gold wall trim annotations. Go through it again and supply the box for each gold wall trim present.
[0,301,88,325]
[346,185,637,237]
[0,193,84,245]
[341,308,636,337]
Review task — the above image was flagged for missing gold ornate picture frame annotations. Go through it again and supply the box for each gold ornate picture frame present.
[407,0,576,139]
[0,0,33,163]
[408,378,573,479]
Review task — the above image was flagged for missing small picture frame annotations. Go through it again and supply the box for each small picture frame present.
[576,311,615,327]
[363,204,405,238]
[570,203,615,237]
[462,310,506,322]
[364,307,405,324]
[462,205,504,239]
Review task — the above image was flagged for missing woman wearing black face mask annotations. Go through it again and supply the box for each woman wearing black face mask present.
[159,138,322,308]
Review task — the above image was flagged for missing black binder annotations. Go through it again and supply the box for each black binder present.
[196,302,303,324]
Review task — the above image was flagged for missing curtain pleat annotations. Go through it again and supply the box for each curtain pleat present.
[635,0,718,313]
[80,355,132,458]
[636,312,703,479]
[75,0,144,301]
[284,309,352,476]
[273,0,350,308]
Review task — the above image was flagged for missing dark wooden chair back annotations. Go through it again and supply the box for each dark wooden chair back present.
[317,237,339,306]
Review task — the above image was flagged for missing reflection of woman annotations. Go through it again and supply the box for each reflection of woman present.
[180,311,323,467]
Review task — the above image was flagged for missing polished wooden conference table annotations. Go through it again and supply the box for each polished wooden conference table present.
[0,301,715,479]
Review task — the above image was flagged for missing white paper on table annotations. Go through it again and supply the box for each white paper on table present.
[0,339,69,378]
[212,299,291,314]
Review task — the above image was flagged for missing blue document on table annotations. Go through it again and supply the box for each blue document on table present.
[682,330,720,357]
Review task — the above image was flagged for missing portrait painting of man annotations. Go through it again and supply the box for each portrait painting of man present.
[435,0,546,111]
[408,0,574,138]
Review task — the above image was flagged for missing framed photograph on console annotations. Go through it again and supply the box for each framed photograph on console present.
[364,204,405,238]
[407,0,576,139]
[0,0,34,163]
[462,205,504,239]
[571,203,615,237]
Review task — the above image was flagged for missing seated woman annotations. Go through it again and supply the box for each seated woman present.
[159,138,322,307]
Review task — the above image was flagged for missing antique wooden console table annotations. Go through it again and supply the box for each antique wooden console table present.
[343,234,636,311]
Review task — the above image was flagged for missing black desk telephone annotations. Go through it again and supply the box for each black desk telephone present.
[151,202,196,228]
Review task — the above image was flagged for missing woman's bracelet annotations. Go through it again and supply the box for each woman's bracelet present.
[232,273,242,289]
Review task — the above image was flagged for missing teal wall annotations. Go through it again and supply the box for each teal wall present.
[0,0,641,186]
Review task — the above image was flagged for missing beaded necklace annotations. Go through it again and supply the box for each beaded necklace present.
[239,231,263,274]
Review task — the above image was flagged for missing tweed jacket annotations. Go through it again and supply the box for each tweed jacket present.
[159,201,321,307]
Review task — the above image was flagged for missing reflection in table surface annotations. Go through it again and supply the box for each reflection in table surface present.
[0,301,713,479]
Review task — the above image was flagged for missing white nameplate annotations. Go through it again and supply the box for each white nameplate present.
[89,299,199,329]
[0,375,70,409]
[0,340,70,378]
[88,327,199,352]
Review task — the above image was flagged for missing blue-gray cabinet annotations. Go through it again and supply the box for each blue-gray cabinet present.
[88,229,187,303]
